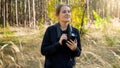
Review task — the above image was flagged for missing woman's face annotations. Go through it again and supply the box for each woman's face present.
[57,6,71,23]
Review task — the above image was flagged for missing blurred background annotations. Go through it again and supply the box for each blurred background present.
[0,0,120,68]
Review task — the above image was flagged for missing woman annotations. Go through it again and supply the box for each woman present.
[41,4,82,68]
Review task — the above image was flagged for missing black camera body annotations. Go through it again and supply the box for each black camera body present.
[62,33,77,45]
[69,33,77,41]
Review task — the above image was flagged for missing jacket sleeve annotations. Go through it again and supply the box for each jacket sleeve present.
[41,27,61,56]
[71,29,82,57]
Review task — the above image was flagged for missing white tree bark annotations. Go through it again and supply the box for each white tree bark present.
[33,0,36,29]
[6,0,8,24]
[118,2,120,19]
[86,0,90,18]
[15,0,18,26]
[28,0,31,27]
[24,0,26,28]
[117,0,119,18]
[3,0,5,27]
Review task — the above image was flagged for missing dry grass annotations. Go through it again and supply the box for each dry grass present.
[77,18,120,68]
[0,19,120,68]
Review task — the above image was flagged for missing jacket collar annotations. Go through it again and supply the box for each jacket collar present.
[54,22,72,38]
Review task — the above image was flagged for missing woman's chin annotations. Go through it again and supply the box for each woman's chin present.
[63,21,70,23]
[65,20,70,22]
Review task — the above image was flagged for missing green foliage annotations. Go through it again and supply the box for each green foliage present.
[38,18,44,25]
[105,36,117,46]
[0,23,14,37]
[0,37,19,45]
[70,1,89,35]
[70,2,87,30]
[93,10,111,28]
[93,10,102,27]
[46,0,58,23]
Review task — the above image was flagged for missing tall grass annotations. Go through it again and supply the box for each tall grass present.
[0,20,120,68]
[0,41,20,68]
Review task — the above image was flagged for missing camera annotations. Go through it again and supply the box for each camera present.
[69,33,77,41]
[62,33,77,45]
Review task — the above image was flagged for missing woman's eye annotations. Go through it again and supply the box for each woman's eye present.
[62,11,66,13]
[68,10,70,13]
[62,10,70,13]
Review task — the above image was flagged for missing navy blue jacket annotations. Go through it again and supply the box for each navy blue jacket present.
[41,23,82,68]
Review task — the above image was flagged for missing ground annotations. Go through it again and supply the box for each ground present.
[0,18,120,68]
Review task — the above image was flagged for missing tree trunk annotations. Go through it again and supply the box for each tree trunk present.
[8,0,11,26]
[60,0,62,3]
[28,0,31,27]
[0,0,1,18]
[86,0,90,19]
[24,0,26,27]
[5,0,8,25]
[1,0,3,19]
[43,0,47,24]
[11,0,14,26]
[66,0,69,5]
[102,0,104,17]
[3,0,5,27]
[117,0,119,18]
[118,0,120,19]
[39,0,42,19]
[15,0,18,26]
[33,0,36,28]
[17,0,19,26]
[111,0,114,18]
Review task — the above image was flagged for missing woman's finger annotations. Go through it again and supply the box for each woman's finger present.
[67,41,73,45]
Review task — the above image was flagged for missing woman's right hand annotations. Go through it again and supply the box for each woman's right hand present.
[59,34,67,45]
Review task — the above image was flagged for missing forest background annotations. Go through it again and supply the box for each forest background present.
[0,0,120,68]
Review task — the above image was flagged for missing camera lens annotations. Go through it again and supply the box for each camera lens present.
[70,33,76,41]
[71,33,75,37]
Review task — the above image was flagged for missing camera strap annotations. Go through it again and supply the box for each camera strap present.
[68,24,72,38]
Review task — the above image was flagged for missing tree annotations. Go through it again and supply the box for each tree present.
[33,0,36,28]
[3,0,5,27]
[28,0,31,27]
[15,0,18,26]
[5,0,8,25]
[24,0,26,27]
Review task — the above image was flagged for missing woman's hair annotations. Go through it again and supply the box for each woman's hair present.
[56,4,70,16]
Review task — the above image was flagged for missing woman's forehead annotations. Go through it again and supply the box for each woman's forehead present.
[60,6,70,11]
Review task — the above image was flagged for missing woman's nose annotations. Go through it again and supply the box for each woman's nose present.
[66,12,70,15]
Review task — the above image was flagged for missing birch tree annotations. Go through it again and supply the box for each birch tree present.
[28,0,31,27]
[15,0,18,26]
[33,0,36,28]
[3,0,5,27]
[24,0,26,27]
[5,0,8,25]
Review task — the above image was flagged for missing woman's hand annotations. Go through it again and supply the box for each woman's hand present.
[59,34,67,45]
[66,39,77,51]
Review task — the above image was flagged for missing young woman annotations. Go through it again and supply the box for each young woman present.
[41,4,82,68]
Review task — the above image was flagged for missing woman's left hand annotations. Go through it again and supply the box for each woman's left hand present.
[66,39,77,51]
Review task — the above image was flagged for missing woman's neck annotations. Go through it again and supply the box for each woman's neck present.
[59,21,68,31]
